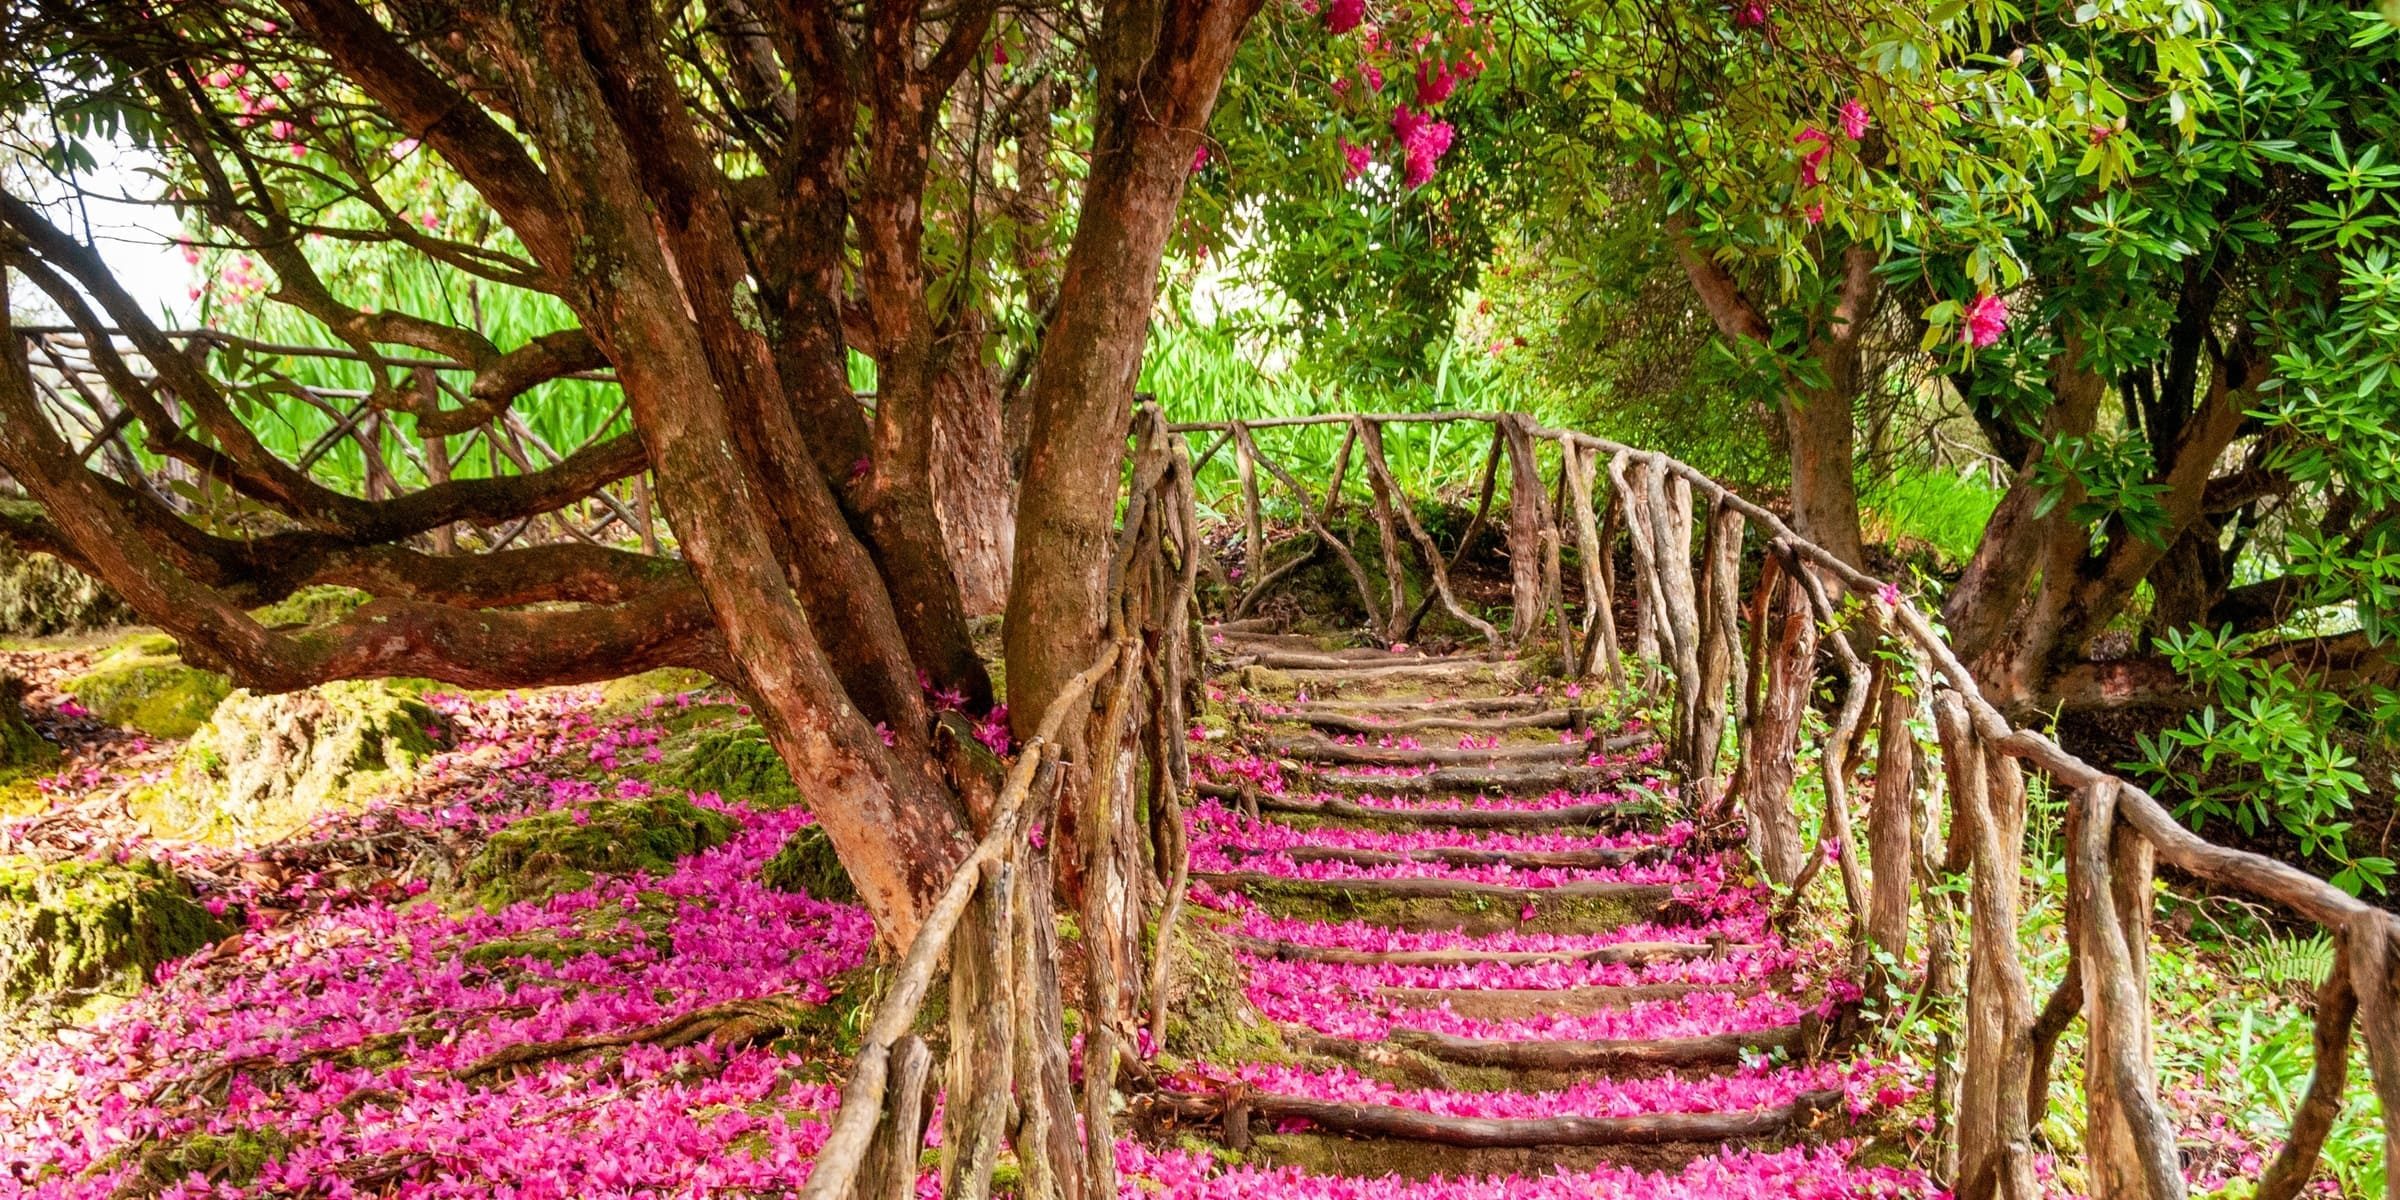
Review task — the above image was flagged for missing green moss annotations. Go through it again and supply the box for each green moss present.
[248,586,369,629]
[462,792,737,908]
[1159,922,1298,1068]
[0,855,224,1005]
[123,1127,292,1190]
[597,668,718,716]
[677,727,800,807]
[139,681,440,845]
[760,824,857,902]
[0,675,55,774]
[64,636,231,739]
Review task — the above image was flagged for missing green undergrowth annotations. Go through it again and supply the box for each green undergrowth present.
[678,728,801,807]
[597,668,718,717]
[249,586,371,629]
[112,1127,294,1193]
[0,855,224,1014]
[1159,917,1304,1071]
[459,792,737,909]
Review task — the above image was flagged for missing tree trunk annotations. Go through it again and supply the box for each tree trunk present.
[1784,369,1865,570]
[1006,0,1263,727]
[932,333,1016,617]
[1743,568,1816,885]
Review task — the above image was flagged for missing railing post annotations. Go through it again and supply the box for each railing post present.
[942,857,1016,1200]
[2071,780,2186,1200]
[1500,413,1548,643]
[858,1036,936,1200]
[1561,440,1621,682]
[1737,550,1814,886]
[1937,691,2037,1200]
[1867,654,1920,968]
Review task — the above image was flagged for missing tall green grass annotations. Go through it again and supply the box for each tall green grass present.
[1859,464,2003,569]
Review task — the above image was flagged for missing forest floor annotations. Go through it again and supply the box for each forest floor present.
[0,622,2376,1197]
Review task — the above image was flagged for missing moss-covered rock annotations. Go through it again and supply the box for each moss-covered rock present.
[63,635,231,739]
[0,855,224,1004]
[678,727,800,807]
[760,824,856,902]
[461,792,737,908]
[248,585,369,629]
[137,681,440,845]
[597,667,718,716]
[0,532,131,636]
[1,675,54,774]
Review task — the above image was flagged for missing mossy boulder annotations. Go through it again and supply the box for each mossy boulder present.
[1,675,54,774]
[139,681,441,844]
[461,792,737,907]
[597,667,718,716]
[677,727,800,807]
[0,531,131,636]
[0,855,224,1004]
[63,634,231,739]
[761,824,856,902]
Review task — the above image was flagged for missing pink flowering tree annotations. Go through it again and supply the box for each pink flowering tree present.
[1177,0,1498,377]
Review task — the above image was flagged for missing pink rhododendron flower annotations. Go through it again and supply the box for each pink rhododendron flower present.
[1839,98,1870,140]
[1733,0,1770,26]
[1415,59,1456,105]
[1322,0,1366,33]
[1390,105,1454,189]
[1795,125,1831,188]
[1340,139,1371,180]
[1191,143,1210,172]
[1963,290,2009,348]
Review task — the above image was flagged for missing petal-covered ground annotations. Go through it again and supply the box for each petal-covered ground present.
[2,686,873,1200]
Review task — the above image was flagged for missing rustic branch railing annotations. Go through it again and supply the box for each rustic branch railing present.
[1170,409,2397,1200]
[798,406,1202,1200]
[10,326,653,551]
